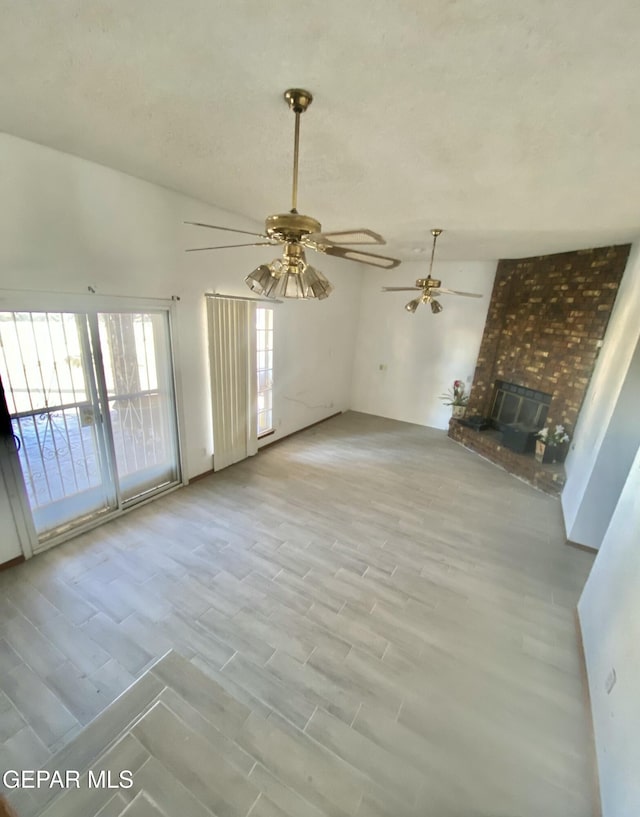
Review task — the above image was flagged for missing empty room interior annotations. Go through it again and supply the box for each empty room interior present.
[1,3,639,817]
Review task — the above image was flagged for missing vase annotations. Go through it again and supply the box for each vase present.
[535,440,567,464]
[452,405,466,420]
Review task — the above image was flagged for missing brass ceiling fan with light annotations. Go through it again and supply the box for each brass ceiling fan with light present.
[382,229,482,313]
[185,88,401,300]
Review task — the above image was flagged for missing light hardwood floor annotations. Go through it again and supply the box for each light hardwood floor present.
[0,412,596,816]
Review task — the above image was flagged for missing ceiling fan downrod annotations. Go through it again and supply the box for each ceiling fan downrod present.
[428,228,443,277]
[284,88,313,214]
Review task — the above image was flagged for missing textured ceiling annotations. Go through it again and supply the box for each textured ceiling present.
[1,0,640,260]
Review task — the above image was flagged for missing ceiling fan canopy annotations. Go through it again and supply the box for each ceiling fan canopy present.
[185,88,401,299]
[382,229,483,313]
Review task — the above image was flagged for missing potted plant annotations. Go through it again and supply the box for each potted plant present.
[440,379,469,419]
[535,424,571,464]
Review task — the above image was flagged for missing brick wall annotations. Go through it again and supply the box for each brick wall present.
[450,243,630,493]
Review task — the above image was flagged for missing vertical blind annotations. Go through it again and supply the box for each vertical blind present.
[207,297,257,471]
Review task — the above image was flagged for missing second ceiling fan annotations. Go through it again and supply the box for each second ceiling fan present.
[186,88,401,300]
[382,229,482,313]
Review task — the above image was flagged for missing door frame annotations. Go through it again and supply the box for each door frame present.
[0,436,37,560]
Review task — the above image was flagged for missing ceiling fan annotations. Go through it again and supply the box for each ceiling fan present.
[382,229,482,313]
[185,88,401,300]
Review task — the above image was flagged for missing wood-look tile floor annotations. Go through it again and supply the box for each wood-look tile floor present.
[0,412,596,816]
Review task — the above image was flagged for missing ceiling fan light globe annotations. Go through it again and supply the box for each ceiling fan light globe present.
[314,286,332,300]
[245,264,273,295]
[430,298,443,314]
[308,278,333,300]
[282,271,306,299]
[302,265,333,300]
[263,273,282,299]
[405,298,421,313]
[268,258,286,276]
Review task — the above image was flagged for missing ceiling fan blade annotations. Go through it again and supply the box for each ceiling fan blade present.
[436,287,483,298]
[184,221,269,239]
[186,242,274,252]
[307,229,386,246]
[381,286,421,292]
[322,246,401,269]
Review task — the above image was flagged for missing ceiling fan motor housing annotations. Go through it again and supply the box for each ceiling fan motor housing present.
[265,213,321,242]
[417,277,441,289]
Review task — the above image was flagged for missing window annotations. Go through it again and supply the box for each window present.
[256,308,273,436]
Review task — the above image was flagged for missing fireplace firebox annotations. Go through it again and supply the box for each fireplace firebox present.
[490,381,551,432]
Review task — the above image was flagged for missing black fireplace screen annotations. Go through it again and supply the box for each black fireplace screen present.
[490,380,551,431]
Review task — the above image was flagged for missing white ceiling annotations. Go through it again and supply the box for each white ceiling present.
[2,0,640,260]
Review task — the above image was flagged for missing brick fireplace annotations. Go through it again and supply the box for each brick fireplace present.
[449,243,630,493]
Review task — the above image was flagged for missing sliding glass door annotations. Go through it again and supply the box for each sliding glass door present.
[97,311,180,503]
[0,307,181,547]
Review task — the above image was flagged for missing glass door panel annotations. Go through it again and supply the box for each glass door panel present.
[97,311,180,504]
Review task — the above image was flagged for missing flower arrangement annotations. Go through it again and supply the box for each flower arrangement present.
[536,424,570,448]
[440,380,468,406]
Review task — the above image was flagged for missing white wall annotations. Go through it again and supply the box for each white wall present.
[567,340,640,548]
[562,242,640,547]
[350,260,495,428]
[578,444,640,817]
[0,133,362,480]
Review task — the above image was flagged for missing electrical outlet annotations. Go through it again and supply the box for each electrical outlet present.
[605,668,617,694]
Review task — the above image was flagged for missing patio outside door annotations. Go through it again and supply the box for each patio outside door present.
[0,308,181,548]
